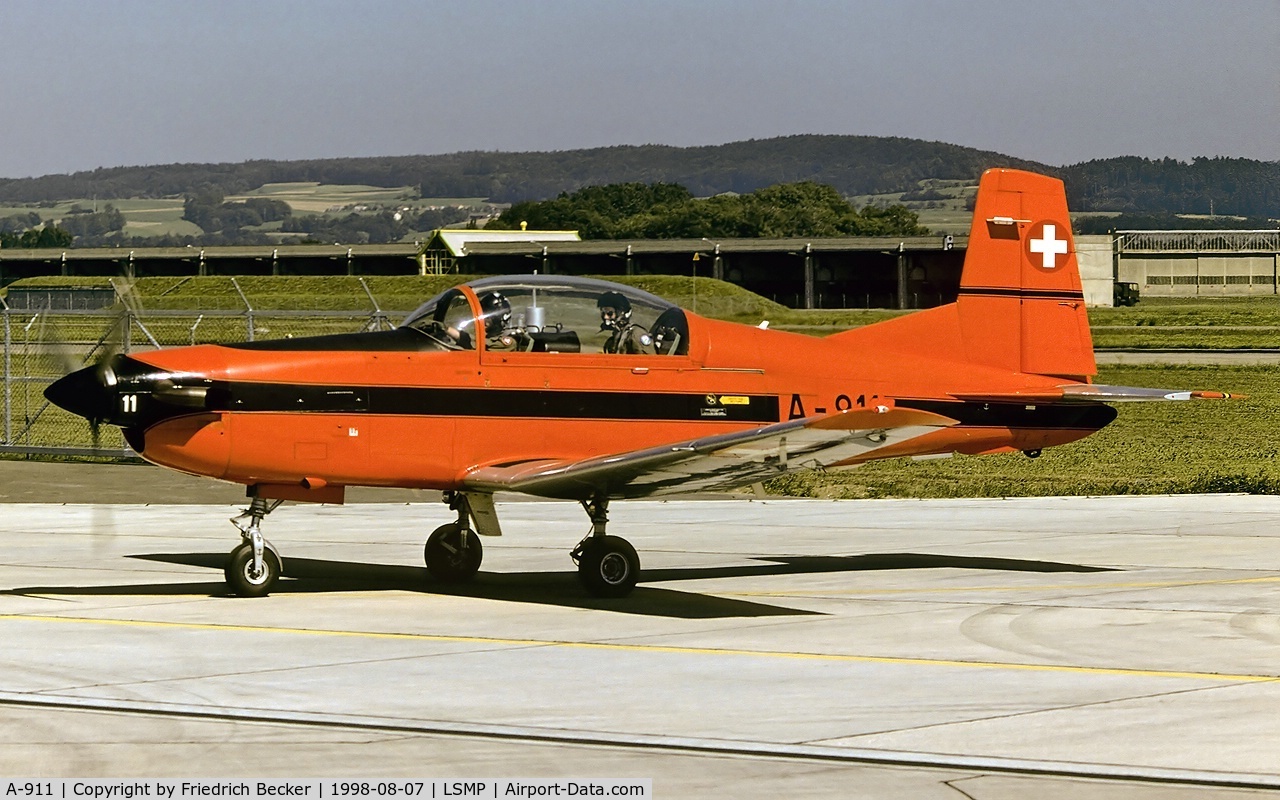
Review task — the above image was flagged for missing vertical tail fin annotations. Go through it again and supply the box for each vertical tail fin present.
[958,169,1096,379]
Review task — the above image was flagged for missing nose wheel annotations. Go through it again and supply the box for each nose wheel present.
[226,494,284,597]
[226,542,282,598]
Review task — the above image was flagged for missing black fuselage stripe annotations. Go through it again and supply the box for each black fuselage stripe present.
[200,383,1111,429]
[205,382,781,423]
[895,398,1117,430]
[960,287,1085,301]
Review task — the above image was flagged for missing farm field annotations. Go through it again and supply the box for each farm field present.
[225,182,491,216]
[851,178,976,234]
[0,183,500,242]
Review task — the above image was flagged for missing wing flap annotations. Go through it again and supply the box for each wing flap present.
[463,407,956,500]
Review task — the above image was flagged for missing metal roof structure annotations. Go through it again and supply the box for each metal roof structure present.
[453,235,964,257]
[425,229,582,257]
[0,242,420,265]
[1117,230,1280,253]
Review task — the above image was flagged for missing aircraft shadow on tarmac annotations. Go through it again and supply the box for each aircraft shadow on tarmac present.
[3,551,1113,619]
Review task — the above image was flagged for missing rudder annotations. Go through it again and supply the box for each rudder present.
[958,169,1096,380]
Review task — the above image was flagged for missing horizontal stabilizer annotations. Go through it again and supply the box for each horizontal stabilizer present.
[950,385,1239,404]
[1061,385,1239,402]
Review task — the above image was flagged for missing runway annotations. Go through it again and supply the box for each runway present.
[2,488,1279,798]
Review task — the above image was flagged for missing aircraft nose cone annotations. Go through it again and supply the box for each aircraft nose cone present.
[44,366,115,422]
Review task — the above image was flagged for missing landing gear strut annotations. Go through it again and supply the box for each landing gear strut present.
[226,494,284,597]
[571,495,640,598]
[425,491,483,582]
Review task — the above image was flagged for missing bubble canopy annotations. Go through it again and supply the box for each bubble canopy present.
[401,275,689,356]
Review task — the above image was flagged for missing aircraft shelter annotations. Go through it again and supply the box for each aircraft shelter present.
[2,228,1259,309]
[0,235,967,310]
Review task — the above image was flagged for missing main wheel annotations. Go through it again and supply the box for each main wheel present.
[424,523,483,582]
[576,535,640,598]
[226,542,281,598]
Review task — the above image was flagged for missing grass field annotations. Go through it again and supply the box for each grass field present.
[0,274,788,318]
[1087,296,1280,349]
[767,364,1277,499]
[4,275,1277,498]
[10,276,1280,348]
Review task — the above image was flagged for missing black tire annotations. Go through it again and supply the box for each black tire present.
[424,523,483,582]
[226,542,281,598]
[577,536,640,598]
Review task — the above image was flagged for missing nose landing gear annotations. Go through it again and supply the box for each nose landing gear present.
[424,492,484,582]
[226,495,284,597]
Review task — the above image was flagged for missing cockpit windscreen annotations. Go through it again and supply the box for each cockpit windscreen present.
[402,276,689,356]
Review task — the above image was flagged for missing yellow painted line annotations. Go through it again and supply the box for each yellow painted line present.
[1,613,1276,684]
[728,575,1280,598]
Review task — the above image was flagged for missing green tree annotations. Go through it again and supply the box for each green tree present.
[59,204,127,238]
[1,226,73,248]
[488,180,928,239]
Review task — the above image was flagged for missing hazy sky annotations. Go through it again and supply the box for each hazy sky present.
[1,0,1275,179]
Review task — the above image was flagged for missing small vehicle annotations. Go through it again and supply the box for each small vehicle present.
[1114,281,1141,306]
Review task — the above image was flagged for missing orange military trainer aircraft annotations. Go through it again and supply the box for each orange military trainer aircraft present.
[45,169,1227,598]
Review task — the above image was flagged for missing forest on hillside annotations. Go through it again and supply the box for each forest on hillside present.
[0,137,1275,244]
[0,135,1044,204]
[1063,156,1279,218]
[487,182,928,238]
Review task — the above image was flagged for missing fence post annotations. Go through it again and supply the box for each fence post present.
[231,277,255,342]
[21,313,34,433]
[803,244,814,310]
[358,277,385,331]
[3,311,10,445]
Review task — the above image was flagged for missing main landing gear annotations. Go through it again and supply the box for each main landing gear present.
[424,491,641,598]
[571,496,640,598]
[226,495,284,597]
[424,491,484,583]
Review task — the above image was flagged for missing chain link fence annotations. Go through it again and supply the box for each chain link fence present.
[1,307,396,457]
[1,273,794,457]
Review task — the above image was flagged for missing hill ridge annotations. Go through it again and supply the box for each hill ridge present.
[0,135,1275,218]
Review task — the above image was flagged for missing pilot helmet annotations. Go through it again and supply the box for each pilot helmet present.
[479,291,512,338]
[596,291,632,330]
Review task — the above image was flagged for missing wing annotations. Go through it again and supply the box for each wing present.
[462,407,956,501]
